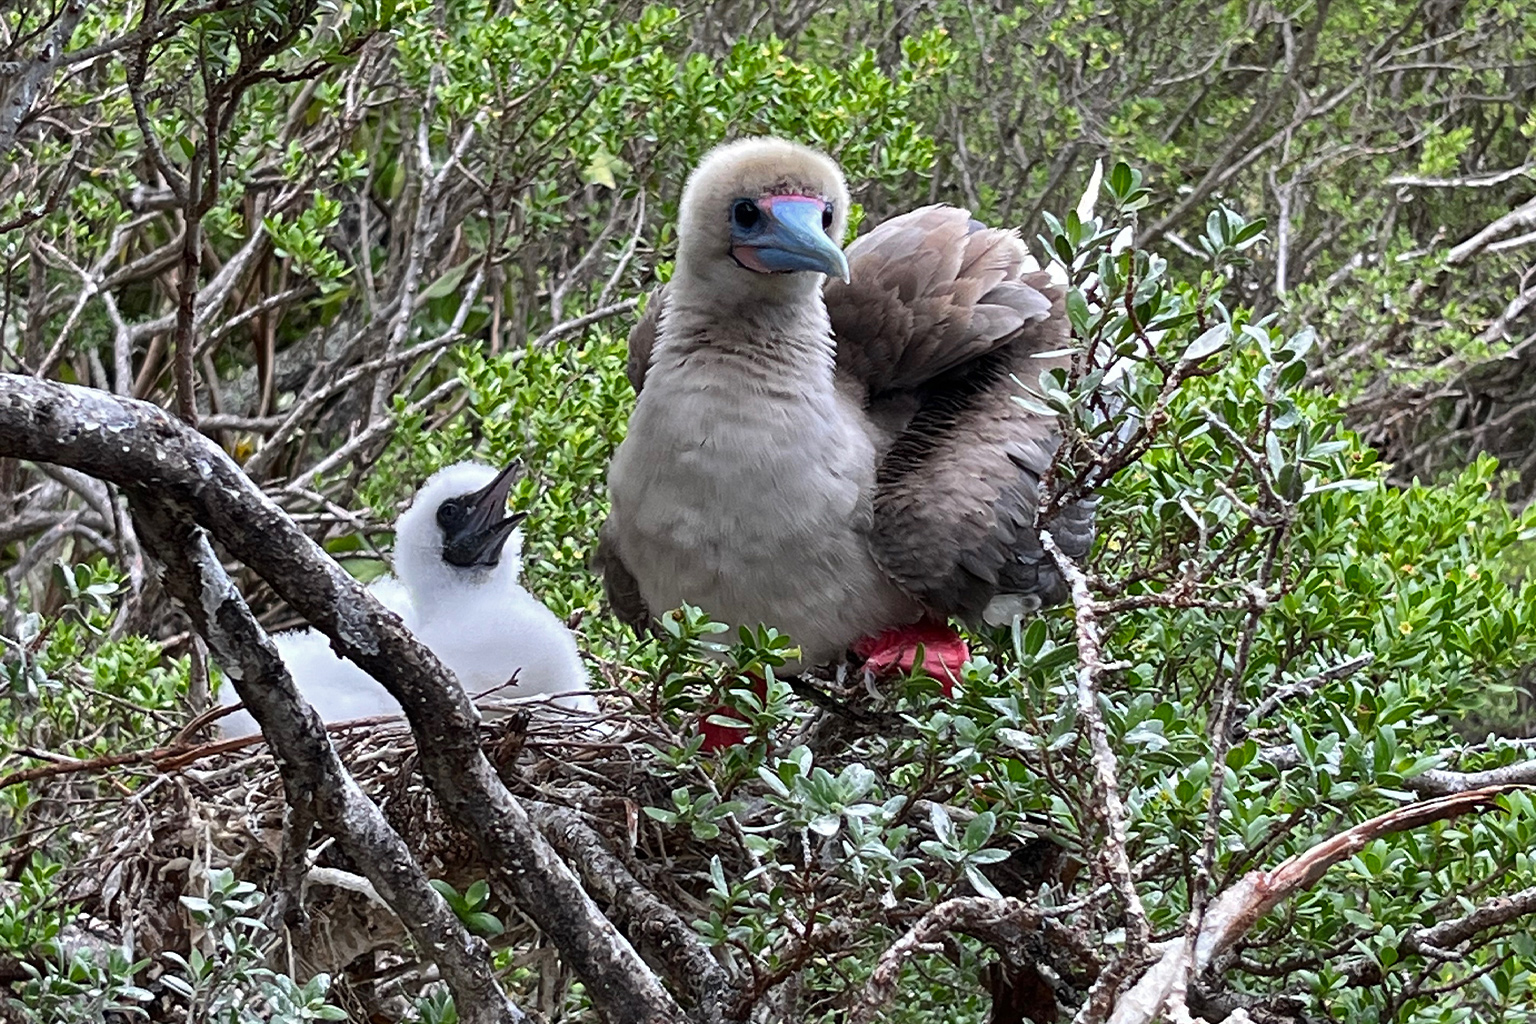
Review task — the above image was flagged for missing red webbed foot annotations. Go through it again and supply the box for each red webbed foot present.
[698,621,968,751]
[698,671,768,753]
[851,619,969,695]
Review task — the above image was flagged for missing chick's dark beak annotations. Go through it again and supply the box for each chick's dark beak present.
[441,460,527,568]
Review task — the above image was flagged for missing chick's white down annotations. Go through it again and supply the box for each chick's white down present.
[220,462,595,737]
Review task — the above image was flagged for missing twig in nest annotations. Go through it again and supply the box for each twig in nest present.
[0,711,413,792]
[787,675,898,728]
[267,798,318,933]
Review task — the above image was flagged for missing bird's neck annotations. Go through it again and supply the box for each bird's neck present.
[658,273,837,393]
[399,554,518,623]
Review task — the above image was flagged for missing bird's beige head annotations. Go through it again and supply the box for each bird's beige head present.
[675,138,851,296]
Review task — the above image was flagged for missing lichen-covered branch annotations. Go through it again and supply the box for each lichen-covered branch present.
[125,491,525,1024]
[1042,533,1148,950]
[1407,759,1536,797]
[0,0,87,153]
[530,801,739,1023]
[0,373,686,1024]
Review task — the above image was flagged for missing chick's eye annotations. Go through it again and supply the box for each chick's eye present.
[822,205,834,231]
[732,199,760,229]
[436,502,464,529]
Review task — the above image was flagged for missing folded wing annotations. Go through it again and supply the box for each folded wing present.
[826,206,1092,620]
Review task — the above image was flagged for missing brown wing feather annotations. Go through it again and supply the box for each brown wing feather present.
[625,286,667,395]
[825,206,1054,396]
[834,209,1092,620]
[593,519,651,633]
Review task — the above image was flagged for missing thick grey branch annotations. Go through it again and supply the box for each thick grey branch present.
[1413,884,1536,953]
[0,374,687,1024]
[1448,196,1536,266]
[124,492,524,1024]
[0,0,87,152]
[530,802,740,1024]
[1406,758,1536,796]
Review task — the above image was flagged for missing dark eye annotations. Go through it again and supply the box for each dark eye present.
[732,199,760,229]
[822,204,833,231]
[436,501,465,529]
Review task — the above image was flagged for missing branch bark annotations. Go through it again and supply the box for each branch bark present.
[1406,758,1536,797]
[0,373,687,1024]
[124,489,524,1024]
[530,801,739,1023]
[850,896,1046,1024]
[1042,533,1148,951]
[1105,786,1524,1024]
[0,0,88,152]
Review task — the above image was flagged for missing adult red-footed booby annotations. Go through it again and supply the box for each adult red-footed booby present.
[221,461,596,737]
[599,137,1093,701]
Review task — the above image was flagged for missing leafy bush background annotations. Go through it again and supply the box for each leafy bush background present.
[2,0,1535,1021]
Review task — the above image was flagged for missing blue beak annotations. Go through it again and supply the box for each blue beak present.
[731,196,850,283]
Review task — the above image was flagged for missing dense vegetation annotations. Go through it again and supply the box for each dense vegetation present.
[1,1,1534,1022]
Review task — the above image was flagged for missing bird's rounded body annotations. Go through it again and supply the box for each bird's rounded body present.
[219,576,414,737]
[600,138,1091,679]
[410,577,593,706]
[608,296,920,665]
[220,461,595,737]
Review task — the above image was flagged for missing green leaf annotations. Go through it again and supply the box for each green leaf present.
[964,864,1004,900]
[421,262,470,301]
[810,813,842,836]
[929,802,955,845]
[1109,161,1133,197]
[967,848,1011,866]
[1066,288,1091,337]
[963,811,997,850]
[918,839,956,863]
[465,911,505,937]
[580,145,629,190]
[1181,323,1230,364]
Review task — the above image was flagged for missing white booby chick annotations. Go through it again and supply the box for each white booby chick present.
[391,461,596,713]
[219,461,596,737]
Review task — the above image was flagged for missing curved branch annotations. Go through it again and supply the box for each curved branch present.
[1106,785,1525,1024]
[125,491,525,1024]
[0,373,686,1024]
